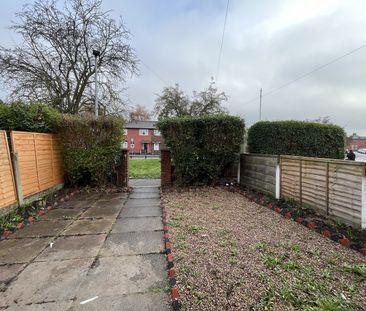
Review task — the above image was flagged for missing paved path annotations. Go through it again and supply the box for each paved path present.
[0,179,169,310]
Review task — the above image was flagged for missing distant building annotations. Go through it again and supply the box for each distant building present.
[347,133,366,150]
[123,120,164,154]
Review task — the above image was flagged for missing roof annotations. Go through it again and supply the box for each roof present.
[350,133,366,140]
[125,120,157,129]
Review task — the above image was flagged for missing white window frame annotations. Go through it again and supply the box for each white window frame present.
[123,129,128,135]
[139,129,149,136]
[154,129,161,136]
[154,142,160,151]
[122,141,128,149]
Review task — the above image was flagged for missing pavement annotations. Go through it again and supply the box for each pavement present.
[0,179,169,310]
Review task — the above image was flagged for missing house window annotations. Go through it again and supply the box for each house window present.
[123,129,128,135]
[154,130,161,136]
[154,142,160,151]
[122,141,128,149]
[139,129,149,136]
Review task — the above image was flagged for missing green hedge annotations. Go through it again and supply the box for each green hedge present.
[0,102,61,132]
[157,115,245,185]
[57,115,124,185]
[247,121,346,159]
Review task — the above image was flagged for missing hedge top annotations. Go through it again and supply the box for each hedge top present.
[247,120,346,159]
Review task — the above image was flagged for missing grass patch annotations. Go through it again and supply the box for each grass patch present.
[129,159,161,179]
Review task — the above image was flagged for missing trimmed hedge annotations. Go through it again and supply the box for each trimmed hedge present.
[247,121,346,159]
[0,102,61,133]
[57,115,124,185]
[157,115,245,185]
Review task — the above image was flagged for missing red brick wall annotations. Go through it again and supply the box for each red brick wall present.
[347,139,366,150]
[117,149,129,187]
[161,149,172,188]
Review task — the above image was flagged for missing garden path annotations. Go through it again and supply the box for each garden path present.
[0,179,169,310]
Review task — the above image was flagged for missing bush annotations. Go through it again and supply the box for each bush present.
[157,115,245,185]
[247,121,346,159]
[57,115,124,185]
[0,102,61,132]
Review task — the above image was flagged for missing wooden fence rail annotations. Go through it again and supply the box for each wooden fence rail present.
[0,131,64,211]
[240,153,366,228]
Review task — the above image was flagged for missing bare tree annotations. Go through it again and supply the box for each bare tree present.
[129,104,151,121]
[0,0,138,114]
[154,79,228,119]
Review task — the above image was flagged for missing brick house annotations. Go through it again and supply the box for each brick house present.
[347,133,366,150]
[123,120,164,154]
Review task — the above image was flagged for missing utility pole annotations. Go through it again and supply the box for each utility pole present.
[93,50,100,118]
[259,88,262,121]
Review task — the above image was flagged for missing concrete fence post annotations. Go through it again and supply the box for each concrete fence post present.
[117,149,129,187]
[362,175,366,229]
[275,162,281,200]
[11,152,24,206]
[161,149,172,188]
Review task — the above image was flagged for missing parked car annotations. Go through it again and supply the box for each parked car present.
[357,148,366,154]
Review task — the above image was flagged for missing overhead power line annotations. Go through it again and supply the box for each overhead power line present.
[140,59,169,86]
[243,43,366,105]
[215,0,230,82]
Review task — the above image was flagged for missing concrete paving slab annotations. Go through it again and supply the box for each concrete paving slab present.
[0,264,25,286]
[3,301,73,311]
[93,199,125,209]
[61,219,114,236]
[98,193,128,200]
[100,231,164,256]
[76,254,168,299]
[1,258,93,306]
[112,217,163,233]
[75,292,169,311]
[119,205,161,218]
[132,187,159,193]
[129,192,160,199]
[0,238,51,264]
[80,206,121,219]
[57,200,95,210]
[40,209,82,221]
[9,221,72,239]
[129,179,160,187]
[126,198,160,207]
[36,234,107,261]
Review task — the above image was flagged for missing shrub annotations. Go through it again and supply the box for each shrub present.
[157,115,245,185]
[57,115,124,185]
[0,102,61,132]
[247,121,346,159]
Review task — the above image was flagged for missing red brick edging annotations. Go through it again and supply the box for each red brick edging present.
[160,188,180,311]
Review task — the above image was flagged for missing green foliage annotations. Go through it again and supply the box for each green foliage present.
[157,115,244,185]
[57,115,124,185]
[0,102,61,133]
[154,80,228,119]
[247,121,346,159]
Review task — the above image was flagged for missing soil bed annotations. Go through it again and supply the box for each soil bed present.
[163,187,366,310]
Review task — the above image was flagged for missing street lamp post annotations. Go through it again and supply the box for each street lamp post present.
[93,49,100,118]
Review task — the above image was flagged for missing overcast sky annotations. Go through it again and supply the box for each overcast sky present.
[1,0,366,135]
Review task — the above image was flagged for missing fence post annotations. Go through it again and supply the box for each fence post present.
[117,149,129,187]
[161,149,172,189]
[326,162,330,215]
[275,156,281,199]
[11,152,24,206]
[299,159,303,204]
[362,167,366,229]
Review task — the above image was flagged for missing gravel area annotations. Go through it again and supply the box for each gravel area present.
[163,188,366,310]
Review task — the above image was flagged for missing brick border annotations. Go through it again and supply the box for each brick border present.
[160,188,180,311]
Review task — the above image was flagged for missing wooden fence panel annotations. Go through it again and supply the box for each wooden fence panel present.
[240,154,278,196]
[0,131,17,209]
[11,131,64,198]
[280,155,366,227]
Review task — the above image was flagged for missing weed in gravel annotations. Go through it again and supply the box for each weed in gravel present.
[343,263,366,280]
[186,224,205,234]
[282,259,300,271]
[212,203,221,210]
[314,295,356,311]
[262,254,284,269]
[255,242,267,251]
[260,288,276,310]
